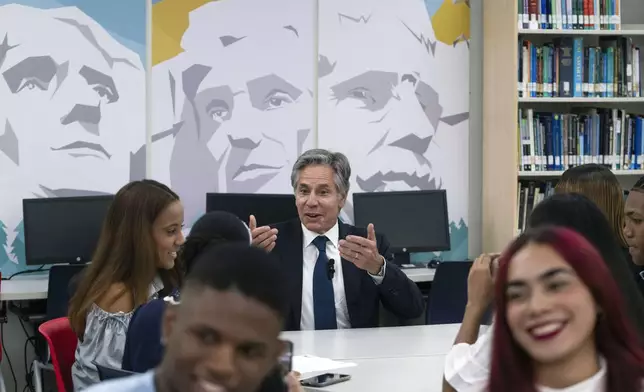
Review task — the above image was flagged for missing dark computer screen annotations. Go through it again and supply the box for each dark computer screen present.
[205,193,299,226]
[23,196,113,265]
[353,190,450,253]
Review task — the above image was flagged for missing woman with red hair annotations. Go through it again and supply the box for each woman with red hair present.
[488,226,644,391]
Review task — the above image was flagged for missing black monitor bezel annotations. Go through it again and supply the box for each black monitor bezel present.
[352,190,450,253]
[205,193,298,224]
[22,195,113,265]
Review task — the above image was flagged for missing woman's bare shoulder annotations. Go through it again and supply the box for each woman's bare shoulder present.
[96,283,134,313]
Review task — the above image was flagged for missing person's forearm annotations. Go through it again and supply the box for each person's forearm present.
[443,304,487,392]
[454,304,487,344]
[442,377,456,392]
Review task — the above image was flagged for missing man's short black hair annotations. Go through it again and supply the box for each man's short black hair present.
[185,243,288,320]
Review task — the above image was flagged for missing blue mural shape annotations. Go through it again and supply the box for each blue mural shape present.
[0,0,146,62]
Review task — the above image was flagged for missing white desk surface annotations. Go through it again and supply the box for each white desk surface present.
[0,266,433,303]
[0,275,48,301]
[304,355,446,392]
[282,324,461,360]
[402,267,435,282]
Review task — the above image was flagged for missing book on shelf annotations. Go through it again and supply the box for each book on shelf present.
[518,108,644,171]
[517,180,557,231]
[518,0,620,30]
[518,37,641,98]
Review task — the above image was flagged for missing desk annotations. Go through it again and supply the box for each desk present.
[402,268,435,283]
[286,325,464,392]
[282,324,461,360]
[306,355,446,392]
[0,268,433,302]
[0,277,48,301]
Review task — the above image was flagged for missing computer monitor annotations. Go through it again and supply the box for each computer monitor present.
[205,193,299,226]
[23,195,113,265]
[353,190,450,265]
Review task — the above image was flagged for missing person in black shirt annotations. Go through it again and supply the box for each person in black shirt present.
[624,177,644,295]
[555,164,644,296]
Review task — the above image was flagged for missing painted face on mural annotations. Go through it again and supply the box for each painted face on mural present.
[0,5,144,195]
[167,0,314,199]
[318,0,450,194]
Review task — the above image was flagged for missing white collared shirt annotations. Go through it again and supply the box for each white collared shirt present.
[300,222,385,330]
[149,276,164,300]
[538,358,606,392]
[445,328,609,392]
[444,325,492,392]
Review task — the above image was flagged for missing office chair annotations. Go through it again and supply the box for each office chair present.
[94,362,136,381]
[47,264,87,320]
[426,261,492,324]
[33,317,77,392]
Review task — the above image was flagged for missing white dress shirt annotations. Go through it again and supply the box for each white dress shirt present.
[300,222,386,330]
[445,329,609,392]
[537,358,606,392]
[444,324,492,392]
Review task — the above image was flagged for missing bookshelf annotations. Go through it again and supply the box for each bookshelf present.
[519,169,644,177]
[481,0,644,252]
[518,24,644,36]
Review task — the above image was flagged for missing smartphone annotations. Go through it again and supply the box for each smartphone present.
[300,373,351,387]
[278,340,293,376]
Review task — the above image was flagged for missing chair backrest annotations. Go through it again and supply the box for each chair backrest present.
[94,362,136,381]
[427,261,490,324]
[47,264,86,320]
[39,317,78,392]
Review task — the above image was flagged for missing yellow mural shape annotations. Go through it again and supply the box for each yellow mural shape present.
[431,0,471,46]
[152,0,471,65]
[152,0,215,65]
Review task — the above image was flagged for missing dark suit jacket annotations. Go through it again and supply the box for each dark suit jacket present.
[271,219,424,331]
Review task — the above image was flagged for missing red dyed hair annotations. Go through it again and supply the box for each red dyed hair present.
[488,226,644,392]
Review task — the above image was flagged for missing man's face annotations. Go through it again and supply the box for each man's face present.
[624,190,644,265]
[176,25,313,195]
[161,287,284,392]
[295,164,345,234]
[0,13,143,193]
[318,7,442,194]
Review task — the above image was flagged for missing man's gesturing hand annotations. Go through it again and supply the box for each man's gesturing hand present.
[339,223,385,275]
[249,215,277,252]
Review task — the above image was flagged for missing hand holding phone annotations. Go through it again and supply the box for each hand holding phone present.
[300,373,351,388]
[279,341,294,376]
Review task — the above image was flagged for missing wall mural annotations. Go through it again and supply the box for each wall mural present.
[0,0,146,273]
[0,0,471,273]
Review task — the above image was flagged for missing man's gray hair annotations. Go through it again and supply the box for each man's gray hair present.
[291,149,351,197]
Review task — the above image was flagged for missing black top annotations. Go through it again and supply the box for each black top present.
[625,247,644,299]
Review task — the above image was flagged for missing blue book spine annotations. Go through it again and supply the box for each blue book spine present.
[552,45,558,96]
[552,114,558,169]
[573,37,584,97]
[608,48,614,98]
[546,117,553,170]
[545,46,551,97]
[594,114,601,162]
[556,114,561,170]
[579,119,585,163]
[635,116,644,169]
[602,51,608,97]
[589,48,596,97]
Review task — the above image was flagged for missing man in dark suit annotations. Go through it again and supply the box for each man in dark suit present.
[250,149,424,331]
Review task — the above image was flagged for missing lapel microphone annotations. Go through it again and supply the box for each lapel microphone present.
[327,258,335,280]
